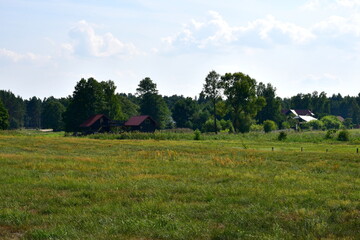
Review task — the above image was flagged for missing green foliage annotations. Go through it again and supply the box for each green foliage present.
[0,90,25,128]
[220,72,266,133]
[325,129,337,139]
[343,118,353,129]
[237,113,254,133]
[140,93,171,129]
[337,129,350,141]
[63,78,124,132]
[256,83,283,124]
[172,97,197,128]
[250,124,263,132]
[263,120,277,133]
[281,121,291,129]
[0,99,9,130]
[42,98,66,131]
[309,120,324,130]
[219,119,234,133]
[278,131,287,141]
[136,77,158,95]
[25,97,42,129]
[194,129,201,140]
[202,118,221,133]
[321,115,343,129]
[117,94,139,120]
[203,70,221,134]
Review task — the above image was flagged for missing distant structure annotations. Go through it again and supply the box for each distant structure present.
[124,115,157,132]
[80,114,111,134]
[282,109,317,122]
[282,109,317,130]
[79,114,156,134]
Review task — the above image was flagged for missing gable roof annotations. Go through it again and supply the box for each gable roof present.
[80,114,109,128]
[296,115,318,122]
[124,115,156,126]
[282,109,314,116]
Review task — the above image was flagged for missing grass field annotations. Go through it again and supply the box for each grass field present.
[0,130,359,239]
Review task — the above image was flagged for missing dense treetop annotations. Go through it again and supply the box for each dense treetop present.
[1,71,360,132]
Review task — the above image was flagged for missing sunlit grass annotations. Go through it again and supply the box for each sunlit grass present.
[0,131,359,239]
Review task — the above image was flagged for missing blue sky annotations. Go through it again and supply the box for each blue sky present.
[1,0,360,99]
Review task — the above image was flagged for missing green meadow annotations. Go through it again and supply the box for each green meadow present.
[0,130,359,239]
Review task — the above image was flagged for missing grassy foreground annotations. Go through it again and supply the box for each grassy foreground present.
[0,132,359,239]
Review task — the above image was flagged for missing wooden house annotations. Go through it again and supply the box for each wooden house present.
[124,115,157,132]
[79,114,111,133]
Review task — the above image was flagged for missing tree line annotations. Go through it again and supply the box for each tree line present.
[1,70,360,132]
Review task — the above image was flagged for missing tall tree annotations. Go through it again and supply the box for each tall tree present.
[203,70,221,134]
[42,97,66,131]
[63,78,124,132]
[137,77,171,129]
[256,82,282,124]
[0,90,25,129]
[172,97,197,128]
[25,97,42,129]
[0,99,9,130]
[220,72,266,133]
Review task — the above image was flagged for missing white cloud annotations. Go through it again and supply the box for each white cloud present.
[0,48,51,62]
[313,14,360,36]
[68,20,140,58]
[336,0,360,7]
[162,11,315,51]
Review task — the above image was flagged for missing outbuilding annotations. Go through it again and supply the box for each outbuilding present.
[124,115,157,132]
[79,114,111,133]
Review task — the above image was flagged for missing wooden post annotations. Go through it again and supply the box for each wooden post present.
[301,147,303,152]
[272,147,274,152]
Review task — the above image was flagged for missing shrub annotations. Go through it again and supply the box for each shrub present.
[325,129,337,139]
[202,118,221,133]
[321,115,343,129]
[278,131,287,141]
[250,124,263,132]
[194,129,201,140]
[281,121,291,129]
[337,130,350,141]
[263,120,277,133]
[219,119,234,133]
[304,120,324,130]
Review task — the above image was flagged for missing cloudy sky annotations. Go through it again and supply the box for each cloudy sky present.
[1,0,360,99]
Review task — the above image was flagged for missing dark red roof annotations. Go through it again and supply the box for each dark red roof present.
[124,115,155,126]
[80,114,109,127]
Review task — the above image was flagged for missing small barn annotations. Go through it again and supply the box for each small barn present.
[124,115,157,132]
[80,114,111,133]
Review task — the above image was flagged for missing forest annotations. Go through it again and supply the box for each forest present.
[0,71,359,133]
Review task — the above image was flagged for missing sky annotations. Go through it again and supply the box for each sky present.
[1,0,360,99]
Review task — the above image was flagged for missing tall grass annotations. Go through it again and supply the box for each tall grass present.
[0,131,359,239]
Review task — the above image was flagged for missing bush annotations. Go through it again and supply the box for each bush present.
[303,120,324,130]
[219,119,234,133]
[278,131,287,141]
[263,120,277,133]
[202,118,221,133]
[281,121,291,129]
[321,115,343,130]
[337,130,350,141]
[250,124,263,132]
[194,129,201,140]
[325,129,337,139]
